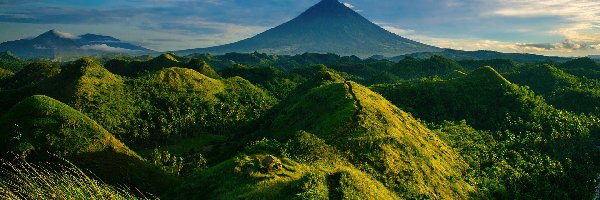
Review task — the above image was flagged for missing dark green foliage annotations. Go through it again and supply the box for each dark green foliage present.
[392,55,463,79]
[220,64,302,99]
[123,68,276,146]
[459,58,521,73]
[392,48,571,63]
[505,64,600,115]
[183,59,221,79]
[559,57,600,80]
[505,64,579,96]
[372,67,600,198]
[0,95,177,196]
[105,53,181,76]
[0,57,276,148]
[0,57,26,72]
[2,62,61,89]
[1,53,598,199]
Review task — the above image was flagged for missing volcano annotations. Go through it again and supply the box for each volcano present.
[178,0,440,58]
[0,30,154,59]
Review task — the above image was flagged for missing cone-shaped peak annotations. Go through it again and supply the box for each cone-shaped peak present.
[299,0,355,20]
[36,29,80,40]
[179,0,440,58]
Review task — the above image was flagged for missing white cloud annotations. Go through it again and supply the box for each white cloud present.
[381,25,414,35]
[342,2,361,12]
[343,2,354,9]
[80,44,141,53]
[52,30,80,39]
[491,0,600,43]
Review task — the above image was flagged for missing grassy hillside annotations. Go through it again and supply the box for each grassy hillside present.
[559,57,600,80]
[1,159,145,199]
[2,62,61,90]
[0,57,276,147]
[0,95,176,195]
[0,53,597,199]
[371,67,600,198]
[505,64,600,115]
[251,72,473,199]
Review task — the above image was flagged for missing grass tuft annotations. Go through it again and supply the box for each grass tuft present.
[0,158,151,200]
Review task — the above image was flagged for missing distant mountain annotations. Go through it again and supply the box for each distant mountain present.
[0,30,154,59]
[375,49,572,63]
[589,55,600,60]
[177,0,440,58]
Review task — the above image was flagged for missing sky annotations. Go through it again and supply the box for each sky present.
[0,0,599,57]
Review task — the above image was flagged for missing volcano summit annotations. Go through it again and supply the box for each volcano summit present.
[178,0,440,58]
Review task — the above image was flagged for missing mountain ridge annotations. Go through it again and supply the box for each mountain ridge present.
[0,30,155,59]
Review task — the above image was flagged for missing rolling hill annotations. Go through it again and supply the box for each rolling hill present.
[0,95,176,195]
[175,70,473,199]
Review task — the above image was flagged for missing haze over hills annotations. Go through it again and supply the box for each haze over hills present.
[177,0,441,58]
[0,30,154,59]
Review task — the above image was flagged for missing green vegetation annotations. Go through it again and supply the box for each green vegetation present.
[0,159,147,200]
[372,67,600,199]
[2,62,61,89]
[0,95,176,195]
[0,53,598,199]
[505,64,600,115]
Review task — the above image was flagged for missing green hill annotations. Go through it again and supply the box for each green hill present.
[2,62,61,90]
[505,64,579,96]
[183,59,221,79]
[220,64,302,99]
[0,95,176,195]
[0,57,276,147]
[105,53,182,76]
[372,67,516,129]
[126,67,276,146]
[371,67,600,198]
[392,55,463,79]
[559,57,600,80]
[505,64,600,115]
[257,73,472,199]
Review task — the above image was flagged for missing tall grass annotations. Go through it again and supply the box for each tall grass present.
[0,158,150,200]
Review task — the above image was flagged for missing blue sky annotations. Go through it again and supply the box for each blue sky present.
[1,0,599,56]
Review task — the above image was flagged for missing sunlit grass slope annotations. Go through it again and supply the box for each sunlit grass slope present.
[257,70,472,199]
[0,95,176,195]
[0,160,146,200]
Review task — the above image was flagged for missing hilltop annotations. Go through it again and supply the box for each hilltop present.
[177,71,473,199]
